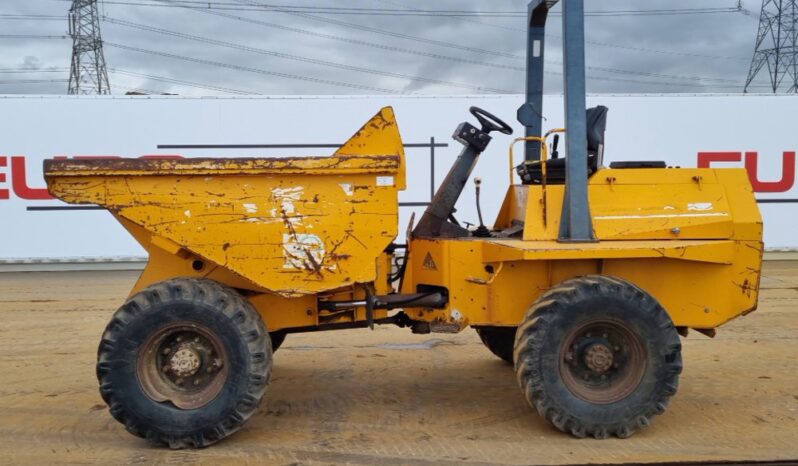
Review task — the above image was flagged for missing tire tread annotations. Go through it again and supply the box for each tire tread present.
[96,277,271,448]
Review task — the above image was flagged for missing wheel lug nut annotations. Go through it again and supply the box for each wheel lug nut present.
[614,346,620,351]
[176,336,182,342]
[193,379,201,386]
[602,333,608,339]
[162,347,171,355]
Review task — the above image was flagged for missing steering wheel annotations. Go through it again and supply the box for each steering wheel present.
[469,106,514,135]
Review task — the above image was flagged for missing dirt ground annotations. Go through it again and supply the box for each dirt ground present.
[0,262,797,465]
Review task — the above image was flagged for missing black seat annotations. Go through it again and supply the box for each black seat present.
[517,105,608,185]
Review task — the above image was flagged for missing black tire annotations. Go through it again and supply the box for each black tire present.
[96,277,271,448]
[475,326,516,364]
[269,331,286,352]
[514,275,682,439]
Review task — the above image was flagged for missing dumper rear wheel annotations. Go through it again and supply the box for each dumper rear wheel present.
[475,326,516,363]
[514,275,682,439]
[96,278,271,448]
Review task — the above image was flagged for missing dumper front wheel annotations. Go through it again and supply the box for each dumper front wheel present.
[96,278,272,448]
[514,275,682,439]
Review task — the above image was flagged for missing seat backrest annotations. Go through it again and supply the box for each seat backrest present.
[586,105,609,167]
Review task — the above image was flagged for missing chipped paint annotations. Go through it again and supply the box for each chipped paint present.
[339,183,354,196]
[272,186,303,216]
[688,202,714,211]
[184,210,191,218]
[243,203,258,213]
[376,176,394,187]
[283,233,326,270]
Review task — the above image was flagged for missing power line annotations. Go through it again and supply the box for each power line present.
[224,0,744,80]
[0,79,69,84]
[53,0,746,17]
[115,0,524,59]
[104,42,403,93]
[0,68,70,73]
[103,16,514,93]
[123,5,529,73]
[375,0,750,61]
[0,14,65,21]
[103,15,734,91]
[107,0,742,90]
[116,0,746,85]
[108,68,253,94]
[0,34,69,39]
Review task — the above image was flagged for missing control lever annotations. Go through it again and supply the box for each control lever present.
[472,177,491,238]
[551,133,560,159]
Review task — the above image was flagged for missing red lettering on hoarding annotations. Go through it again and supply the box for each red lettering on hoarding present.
[745,151,796,192]
[697,151,796,193]
[11,156,53,200]
[0,156,8,200]
[697,151,741,168]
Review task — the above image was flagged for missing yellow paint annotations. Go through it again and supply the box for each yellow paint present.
[46,107,405,299]
[45,107,763,335]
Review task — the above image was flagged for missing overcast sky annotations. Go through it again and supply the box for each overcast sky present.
[0,0,773,96]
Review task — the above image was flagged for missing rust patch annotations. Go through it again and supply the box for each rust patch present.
[44,155,400,177]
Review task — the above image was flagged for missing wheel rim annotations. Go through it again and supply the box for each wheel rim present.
[136,322,229,410]
[559,319,646,404]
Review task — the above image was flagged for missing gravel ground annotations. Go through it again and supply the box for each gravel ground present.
[0,262,796,465]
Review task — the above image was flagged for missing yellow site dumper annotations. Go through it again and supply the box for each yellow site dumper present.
[44,0,762,449]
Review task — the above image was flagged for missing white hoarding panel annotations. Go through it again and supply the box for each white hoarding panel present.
[1,94,795,260]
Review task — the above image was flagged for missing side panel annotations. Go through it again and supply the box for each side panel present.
[520,168,740,241]
[407,238,762,330]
